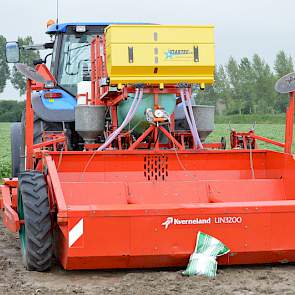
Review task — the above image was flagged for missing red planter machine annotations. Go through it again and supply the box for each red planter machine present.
[1,24,295,271]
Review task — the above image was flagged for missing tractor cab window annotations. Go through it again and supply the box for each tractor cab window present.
[57,34,94,96]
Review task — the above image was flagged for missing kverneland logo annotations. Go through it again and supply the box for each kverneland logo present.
[161,216,242,229]
[161,216,211,229]
[162,217,174,229]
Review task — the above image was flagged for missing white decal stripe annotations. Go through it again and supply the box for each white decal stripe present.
[69,218,83,247]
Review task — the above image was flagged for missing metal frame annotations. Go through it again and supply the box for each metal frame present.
[230,91,294,153]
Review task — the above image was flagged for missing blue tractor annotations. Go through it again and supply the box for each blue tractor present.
[8,23,113,177]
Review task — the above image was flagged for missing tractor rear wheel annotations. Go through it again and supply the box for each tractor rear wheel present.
[18,170,53,271]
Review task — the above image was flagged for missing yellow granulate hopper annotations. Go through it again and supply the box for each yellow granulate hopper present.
[105,24,215,86]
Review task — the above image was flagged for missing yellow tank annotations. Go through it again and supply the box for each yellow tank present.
[105,24,215,86]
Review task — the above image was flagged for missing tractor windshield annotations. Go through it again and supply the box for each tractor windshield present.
[57,34,94,96]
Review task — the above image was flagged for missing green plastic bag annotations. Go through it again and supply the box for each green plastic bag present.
[182,231,230,277]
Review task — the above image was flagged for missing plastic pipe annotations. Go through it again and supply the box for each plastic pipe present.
[180,89,202,149]
[180,89,197,148]
[185,88,203,149]
[98,88,143,151]
[98,89,139,150]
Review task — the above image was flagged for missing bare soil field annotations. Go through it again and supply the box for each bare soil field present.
[1,221,295,295]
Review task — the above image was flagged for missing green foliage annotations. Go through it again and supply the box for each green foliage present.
[0,100,25,122]
[0,160,10,179]
[274,50,294,78]
[274,50,294,112]
[196,50,294,116]
[0,123,11,179]
[252,54,276,114]
[215,113,286,124]
[0,35,10,93]
[10,36,40,95]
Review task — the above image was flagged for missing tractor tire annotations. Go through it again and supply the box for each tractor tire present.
[18,171,53,271]
[10,122,22,177]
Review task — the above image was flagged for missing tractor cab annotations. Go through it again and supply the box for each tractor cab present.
[46,23,109,96]
[6,23,112,99]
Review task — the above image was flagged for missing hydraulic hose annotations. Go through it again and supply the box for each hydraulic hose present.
[185,88,203,149]
[180,88,202,149]
[180,88,196,145]
[98,88,139,151]
[98,88,143,151]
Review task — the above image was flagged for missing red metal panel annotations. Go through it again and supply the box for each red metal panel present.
[126,181,208,204]
[56,205,295,269]
[61,182,128,205]
[270,213,295,250]
[45,156,67,213]
[207,179,286,202]
[0,185,20,232]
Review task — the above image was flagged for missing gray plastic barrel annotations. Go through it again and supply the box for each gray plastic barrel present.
[192,105,215,142]
[75,105,105,143]
[175,105,215,142]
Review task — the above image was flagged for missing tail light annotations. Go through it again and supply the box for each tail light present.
[44,92,63,99]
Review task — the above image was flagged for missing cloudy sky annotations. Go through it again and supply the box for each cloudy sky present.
[1,0,294,99]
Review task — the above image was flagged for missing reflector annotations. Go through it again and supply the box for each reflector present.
[44,92,62,98]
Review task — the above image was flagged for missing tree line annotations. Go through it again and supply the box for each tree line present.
[0,34,40,96]
[0,33,294,120]
[197,51,294,115]
[0,100,25,122]
[0,34,39,121]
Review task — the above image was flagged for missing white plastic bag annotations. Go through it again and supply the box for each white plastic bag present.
[182,231,230,277]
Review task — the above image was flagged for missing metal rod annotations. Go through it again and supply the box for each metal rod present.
[128,125,154,150]
[285,91,294,154]
[25,80,33,169]
[251,134,285,148]
[158,126,184,150]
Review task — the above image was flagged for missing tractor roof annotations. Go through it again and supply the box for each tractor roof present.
[46,22,150,34]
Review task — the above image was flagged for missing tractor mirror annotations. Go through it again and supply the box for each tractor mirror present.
[275,72,295,94]
[5,42,20,63]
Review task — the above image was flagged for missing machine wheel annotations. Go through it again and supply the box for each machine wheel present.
[18,171,53,271]
[10,123,22,177]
